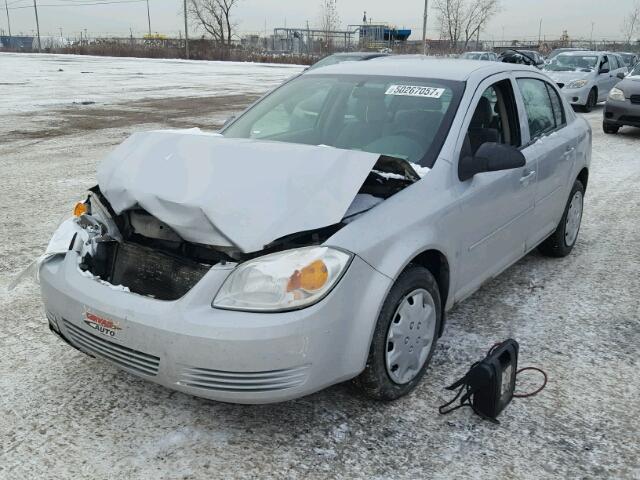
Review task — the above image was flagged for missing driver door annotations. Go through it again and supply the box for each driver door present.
[452,75,537,301]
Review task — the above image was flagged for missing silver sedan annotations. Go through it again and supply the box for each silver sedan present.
[39,58,591,403]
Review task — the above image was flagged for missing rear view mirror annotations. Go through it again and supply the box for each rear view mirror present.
[458,142,526,181]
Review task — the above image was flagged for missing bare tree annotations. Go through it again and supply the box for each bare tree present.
[434,0,500,52]
[622,1,640,46]
[318,0,340,51]
[189,0,240,46]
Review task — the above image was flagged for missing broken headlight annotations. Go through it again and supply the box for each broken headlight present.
[213,247,352,312]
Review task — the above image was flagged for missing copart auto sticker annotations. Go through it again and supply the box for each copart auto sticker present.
[83,310,122,337]
[385,85,445,98]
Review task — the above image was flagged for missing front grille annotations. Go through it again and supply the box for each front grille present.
[178,365,310,392]
[63,319,160,376]
[630,95,640,104]
[556,83,565,89]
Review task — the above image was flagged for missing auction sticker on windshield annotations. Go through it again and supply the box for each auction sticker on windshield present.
[385,85,445,98]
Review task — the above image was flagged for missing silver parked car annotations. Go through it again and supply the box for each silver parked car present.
[543,51,628,111]
[461,51,498,61]
[39,58,591,404]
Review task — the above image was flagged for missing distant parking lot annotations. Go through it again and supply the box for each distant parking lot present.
[1,53,639,479]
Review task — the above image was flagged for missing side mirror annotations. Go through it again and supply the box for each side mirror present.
[617,72,626,79]
[458,142,526,182]
[599,68,610,74]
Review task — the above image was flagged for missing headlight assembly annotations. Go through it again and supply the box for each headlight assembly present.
[566,79,588,89]
[213,246,353,312]
[608,87,626,101]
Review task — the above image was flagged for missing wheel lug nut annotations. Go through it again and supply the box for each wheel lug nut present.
[405,337,409,344]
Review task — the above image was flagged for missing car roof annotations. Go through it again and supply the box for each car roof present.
[304,56,534,81]
[329,52,388,58]
[556,50,602,56]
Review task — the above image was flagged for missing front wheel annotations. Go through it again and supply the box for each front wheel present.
[354,265,441,401]
[538,179,585,257]
[603,121,620,134]
[582,89,597,113]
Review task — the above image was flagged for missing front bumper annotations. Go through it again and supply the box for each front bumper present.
[603,99,640,127]
[40,251,392,404]
[559,85,591,106]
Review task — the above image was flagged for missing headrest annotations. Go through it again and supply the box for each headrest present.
[470,96,493,128]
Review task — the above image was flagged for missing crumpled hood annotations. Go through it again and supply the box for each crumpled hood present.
[97,130,380,253]
[545,70,592,84]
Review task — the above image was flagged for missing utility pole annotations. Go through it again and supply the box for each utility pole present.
[183,0,189,58]
[146,0,151,37]
[33,0,41,52]
[4,0,11,42]
[590,21,594,48]
[538,18,542,47]
[422,0,429,55]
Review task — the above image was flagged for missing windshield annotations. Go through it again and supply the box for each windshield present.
[631,63,640,76]
[543,54,598,72]
[620,53,635,66]
[223,74,464,166]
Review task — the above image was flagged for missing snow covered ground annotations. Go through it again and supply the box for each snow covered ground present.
[1,53,639,480]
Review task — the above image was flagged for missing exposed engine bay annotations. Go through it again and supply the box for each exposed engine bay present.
[76,155,422,301]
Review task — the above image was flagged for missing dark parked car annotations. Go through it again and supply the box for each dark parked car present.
[498,49,544,68]
[308,52,390,71]
[603,62,640,133]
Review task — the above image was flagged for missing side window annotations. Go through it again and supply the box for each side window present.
[609,55,619,70]
[600,56,610,72]
[481,53,489,61]
[463,79,521,157]
[545,83,566,128]
[516,78,556,141]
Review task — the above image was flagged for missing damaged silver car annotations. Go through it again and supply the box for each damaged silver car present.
[39,58,591,403]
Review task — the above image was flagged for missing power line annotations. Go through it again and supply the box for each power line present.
[8,0,148,9]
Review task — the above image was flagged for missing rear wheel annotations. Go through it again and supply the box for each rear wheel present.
[603,121,620,134]
[538,180,585,257]
[581,88,597,112]
[354,266,441,401]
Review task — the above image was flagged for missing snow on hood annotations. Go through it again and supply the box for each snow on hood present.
[545,70,592,83]
[97,130,381,253]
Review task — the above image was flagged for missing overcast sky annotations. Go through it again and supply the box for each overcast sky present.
[2,0,634,41]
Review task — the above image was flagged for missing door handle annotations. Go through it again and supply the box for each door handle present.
[563,146,575,155]
[520,170,536,184]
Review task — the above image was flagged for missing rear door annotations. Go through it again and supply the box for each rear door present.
[514,77,575,247]
[451,74,537,300]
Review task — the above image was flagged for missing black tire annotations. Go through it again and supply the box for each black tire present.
[603,121,620,134]
[582,89,597,113]
[538,179,585,257]
[353,265,442,401]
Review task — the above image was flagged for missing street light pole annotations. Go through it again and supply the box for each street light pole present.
[183,0,189,58]
[146,0,151,36]
[33,0,41,52]
[422,0,429,55]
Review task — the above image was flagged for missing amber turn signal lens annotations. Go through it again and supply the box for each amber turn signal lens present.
[73,201,88,217]
[287,259,329,292]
